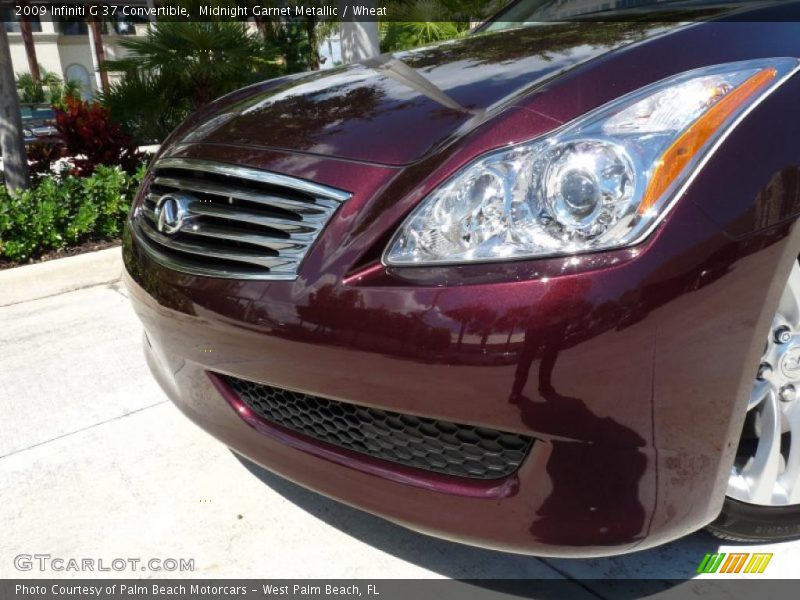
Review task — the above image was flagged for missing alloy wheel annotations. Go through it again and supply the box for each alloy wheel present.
[727,260,800,506]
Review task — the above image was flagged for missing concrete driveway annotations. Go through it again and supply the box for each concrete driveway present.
[2,265,799,591]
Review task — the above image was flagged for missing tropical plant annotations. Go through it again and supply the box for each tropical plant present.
[16,71,47,103]
[26,141,65,181]
[439,0,507,20]
[379,0,472,52]
[16,66,82,106]
[49,78,82,109]
[273,20,312,73]
[249,0,338,69]
[54,97,141,177]
[101,21,284,144]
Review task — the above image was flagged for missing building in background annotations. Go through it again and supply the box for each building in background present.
[2,10,378,98]
[2,10,147,99]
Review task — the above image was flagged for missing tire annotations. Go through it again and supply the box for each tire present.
[709,498,800,542]
[708,260,800,542]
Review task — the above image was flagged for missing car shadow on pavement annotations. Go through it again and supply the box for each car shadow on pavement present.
[232,452,725,597]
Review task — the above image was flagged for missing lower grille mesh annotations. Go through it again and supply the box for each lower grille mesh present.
[221,375,533,480]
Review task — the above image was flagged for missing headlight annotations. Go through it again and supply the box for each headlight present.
[384,58,799,266]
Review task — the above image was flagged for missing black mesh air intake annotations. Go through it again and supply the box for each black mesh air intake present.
[221,375,533,480]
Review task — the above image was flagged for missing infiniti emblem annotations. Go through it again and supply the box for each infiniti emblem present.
[154,193,192,235]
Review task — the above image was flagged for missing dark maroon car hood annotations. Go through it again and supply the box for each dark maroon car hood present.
[175,22,674,166]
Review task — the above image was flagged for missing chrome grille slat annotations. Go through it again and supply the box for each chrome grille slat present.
[138,220,297,270]
[156,157,351,202]
[142,198,319,244]
[145,194,323,233]
[134,228,298,279]
[152,176,336,215]
[168,222,310,253]
[131,158,350,280]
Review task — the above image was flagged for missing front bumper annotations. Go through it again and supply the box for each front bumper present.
[127,274,642,556]
[123,166,800,555]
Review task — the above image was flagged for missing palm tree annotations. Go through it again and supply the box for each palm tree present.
[0,24,29,191]
[17,5,41,95]
[443,306,474,350]
[88,18,110,95]
[305,17,321,70]
[101,21,283,143]
[466,307,498,351]
[304,15,339,71]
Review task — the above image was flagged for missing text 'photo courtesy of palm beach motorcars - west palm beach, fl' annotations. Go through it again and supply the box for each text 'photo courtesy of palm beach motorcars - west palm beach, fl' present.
[118,0,800,558]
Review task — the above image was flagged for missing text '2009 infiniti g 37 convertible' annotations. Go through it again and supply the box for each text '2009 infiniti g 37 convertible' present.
[124,1,800,556]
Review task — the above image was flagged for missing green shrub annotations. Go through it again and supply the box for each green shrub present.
[0,164,145,263]
[380,20,469,52]
[102,21,284,144]
[379,0,474,52]
[16,66,82,106]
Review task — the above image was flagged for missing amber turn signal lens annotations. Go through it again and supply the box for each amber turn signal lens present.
[638,67,778,215]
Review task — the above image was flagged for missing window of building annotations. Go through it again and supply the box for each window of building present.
[1,8,43,33]
[57,17,90,36]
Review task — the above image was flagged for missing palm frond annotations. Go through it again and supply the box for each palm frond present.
[99,21,284,144]
[380,0,470,52]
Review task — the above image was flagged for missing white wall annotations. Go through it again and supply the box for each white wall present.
[8,33,63,78]
[8,30,138,98]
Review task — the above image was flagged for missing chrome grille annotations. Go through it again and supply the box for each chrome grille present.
[131,158,350,280]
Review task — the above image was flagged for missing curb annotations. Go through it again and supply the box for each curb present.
[0,246,123,307]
